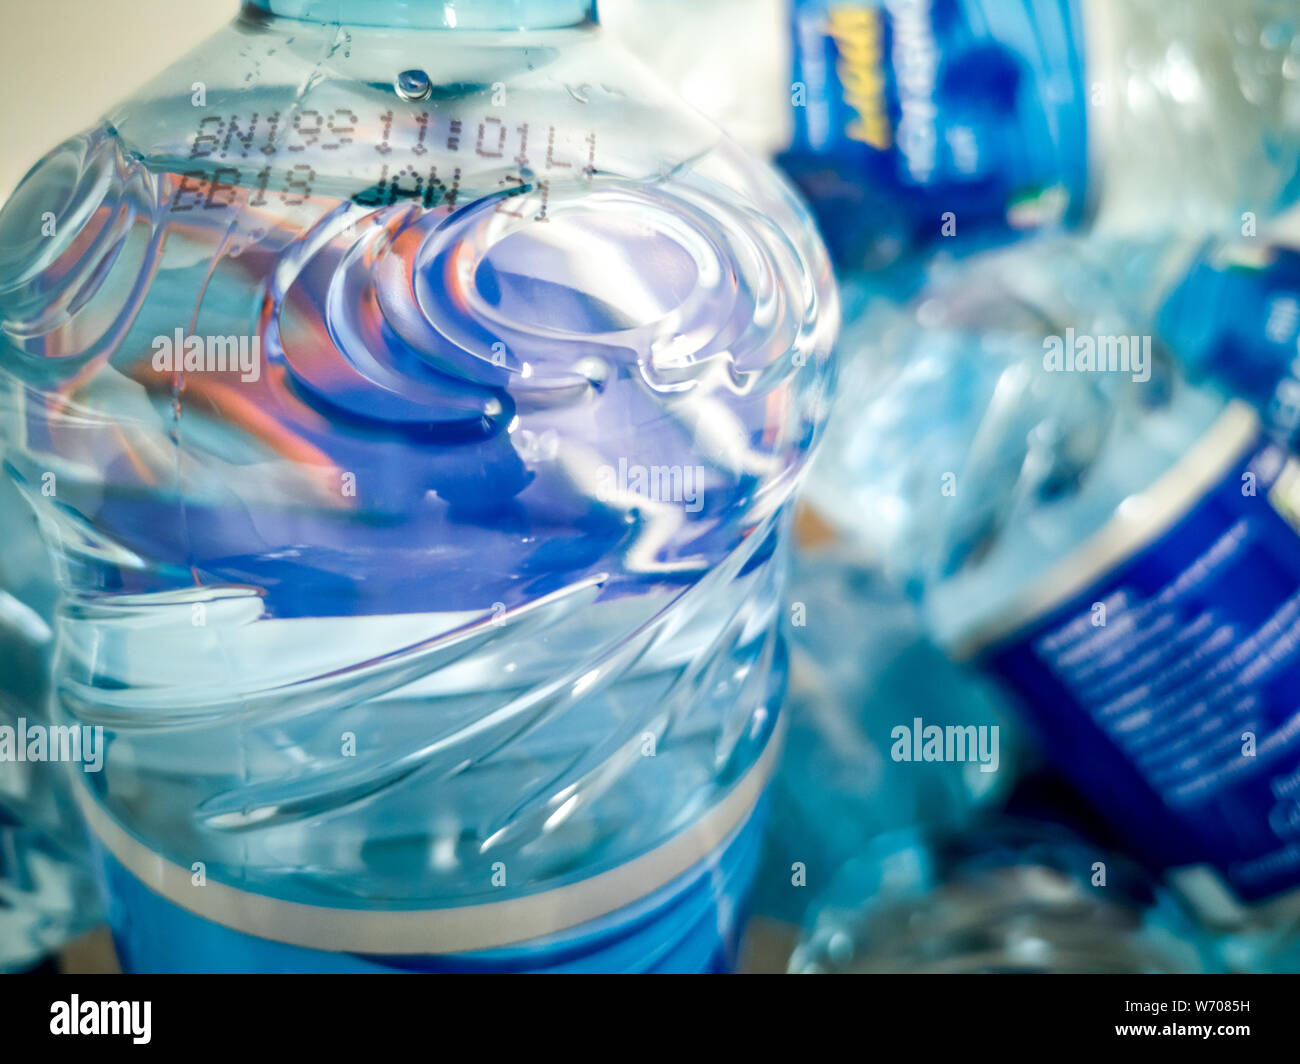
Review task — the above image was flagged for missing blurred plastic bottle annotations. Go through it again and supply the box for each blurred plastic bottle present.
[754,538,1019,924]
[937,219,1300,456]
[0,0,836,972]
[891,218,1300,463]
[788,823,1208,973]
[782,0,1300,267]
[806,243,1300,962]
[1157,224,1300,454]
[0,472,101,971]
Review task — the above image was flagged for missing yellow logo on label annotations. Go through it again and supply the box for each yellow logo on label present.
[827,5,892,151]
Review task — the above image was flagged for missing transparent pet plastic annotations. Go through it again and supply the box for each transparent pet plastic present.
[0,473,101,971]
[0,0,837,971]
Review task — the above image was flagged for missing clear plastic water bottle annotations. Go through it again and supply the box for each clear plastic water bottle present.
[782,0,1300,266]
[754,537,1018,925]
[788,823,1208,973]
[806,239,1300,963]
[0,473,101,971]
[0,0,836,972]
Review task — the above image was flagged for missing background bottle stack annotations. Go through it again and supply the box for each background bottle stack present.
[6,0,1300,975]
[617,0,1300,973]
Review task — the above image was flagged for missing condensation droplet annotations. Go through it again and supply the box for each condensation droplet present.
[395,69,432,102]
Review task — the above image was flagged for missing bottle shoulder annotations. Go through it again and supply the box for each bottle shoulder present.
[0,20,839,607]
[97,21,778,201]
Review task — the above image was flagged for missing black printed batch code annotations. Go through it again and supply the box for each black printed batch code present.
[171,109,598,219]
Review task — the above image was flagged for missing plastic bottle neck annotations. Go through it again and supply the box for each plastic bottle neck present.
[243,0,597,30]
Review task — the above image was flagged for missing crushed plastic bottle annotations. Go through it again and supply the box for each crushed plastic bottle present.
[754,538,1019,925]
[788,823,1208,973]
[782,0,1300,266]
[806,239,1300,962]
[0,0,837,972]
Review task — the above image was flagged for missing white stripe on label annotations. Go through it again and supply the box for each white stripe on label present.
[76,714,783,955]
[950,400,1261,661]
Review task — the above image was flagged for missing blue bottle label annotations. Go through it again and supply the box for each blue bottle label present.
[76,724,780,972]
[782,0,1091,262]
[1159,241,1300,450]
[91,803,767,973]
[972,404,1300,906]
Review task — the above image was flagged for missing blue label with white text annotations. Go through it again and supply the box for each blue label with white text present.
[982,432,1300,903]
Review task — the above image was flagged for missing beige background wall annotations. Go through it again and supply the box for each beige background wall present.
[0,0,231,198]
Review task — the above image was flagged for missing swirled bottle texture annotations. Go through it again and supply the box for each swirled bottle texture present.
[0,0,837,972]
